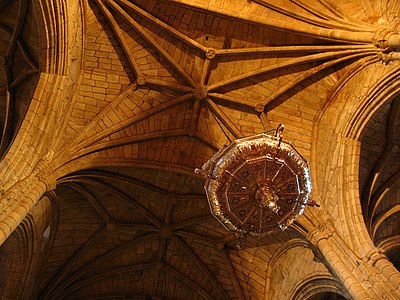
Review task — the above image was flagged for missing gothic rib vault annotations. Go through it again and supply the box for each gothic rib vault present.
[0,0,400,299]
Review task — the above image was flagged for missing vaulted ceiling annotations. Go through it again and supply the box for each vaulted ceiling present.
[0,0,39,158]
[359,95,400,270]
[0,0,400,299]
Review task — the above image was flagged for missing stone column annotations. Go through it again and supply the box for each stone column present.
[308,222,400,299]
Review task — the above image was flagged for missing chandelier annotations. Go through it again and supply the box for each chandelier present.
[195,125,317,238]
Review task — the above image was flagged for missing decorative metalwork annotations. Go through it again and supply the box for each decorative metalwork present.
[195,124,317,237]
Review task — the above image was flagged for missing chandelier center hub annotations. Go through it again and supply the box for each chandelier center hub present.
[256,186,280,213]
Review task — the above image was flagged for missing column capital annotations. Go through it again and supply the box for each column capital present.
[372,29,400,63]
[363,248,386,266]
[307,221,335,245]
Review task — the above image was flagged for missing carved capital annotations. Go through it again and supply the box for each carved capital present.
[363,248,386,266]
[377,51,400,64]
[373,29,395,49]
[34,156,57,192]
[373,29,400,63]
[307,221,335,245]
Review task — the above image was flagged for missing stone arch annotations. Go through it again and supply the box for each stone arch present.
[265,238,341,300]
[313,61,400,256]
[313,59,400,296]
[0,196,54,299]
[0,0,84,245]
[33,0,82,75]
[290,275,351,300]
